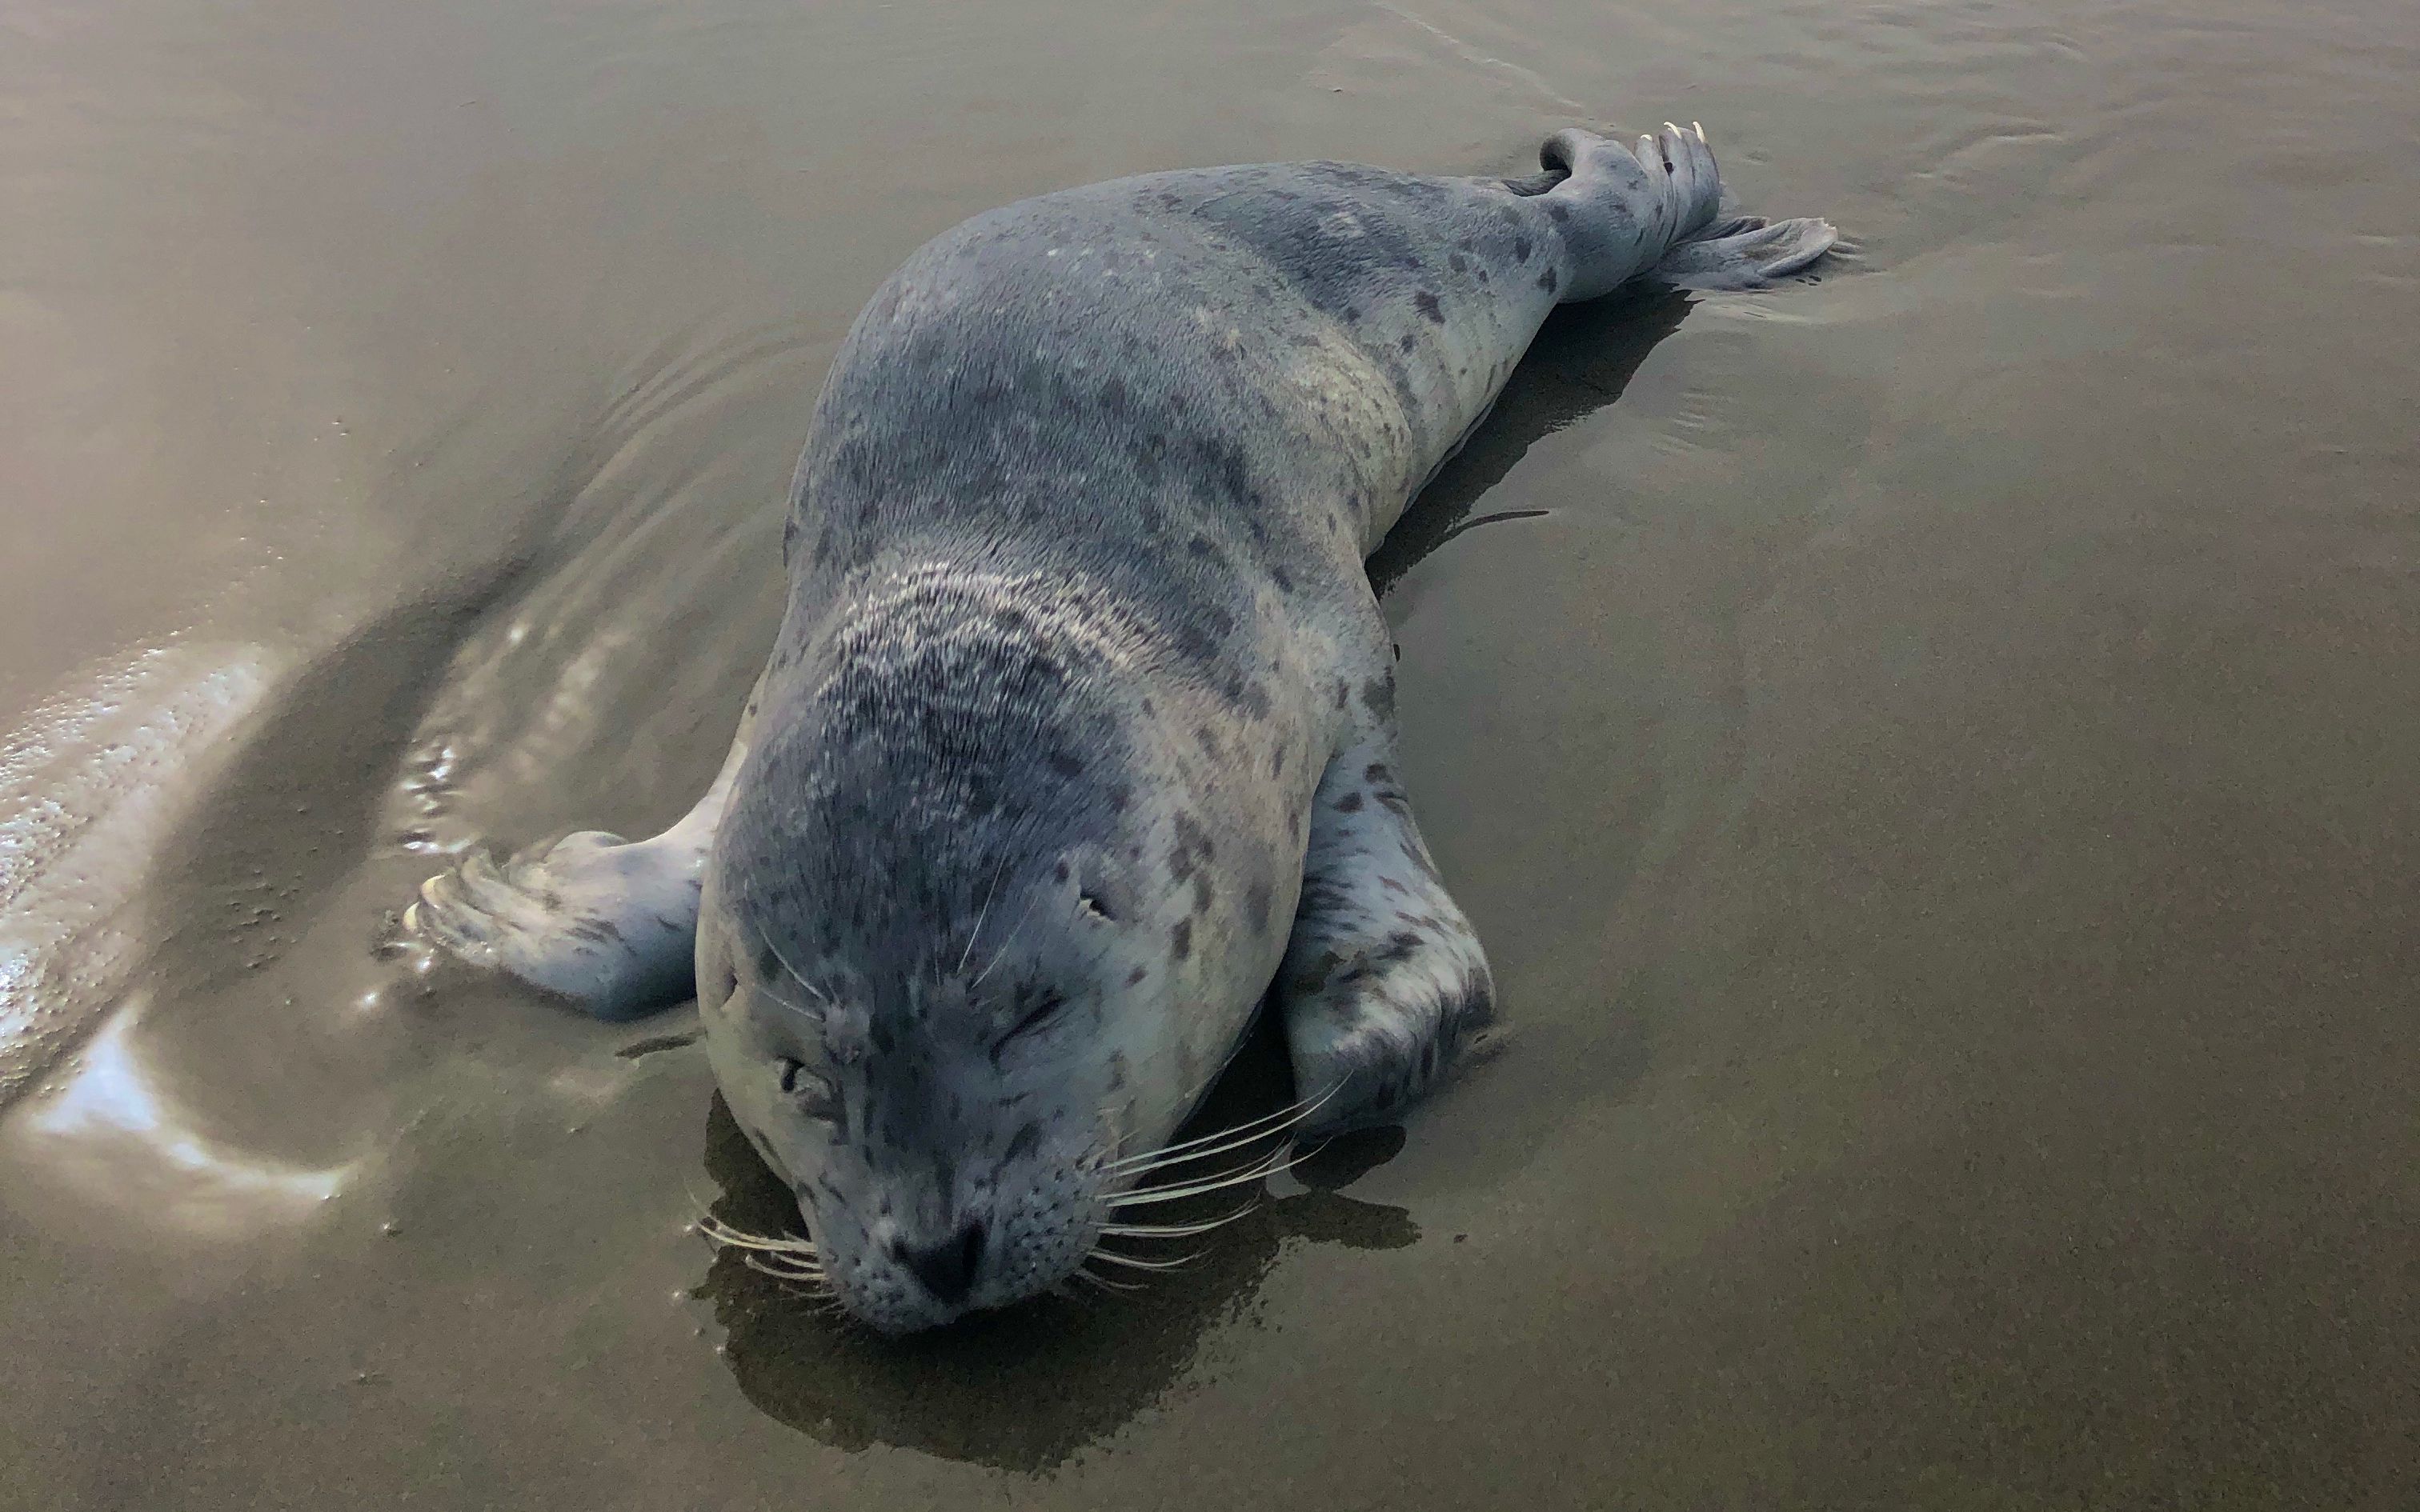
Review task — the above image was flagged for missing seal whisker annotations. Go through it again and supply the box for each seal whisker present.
[743,1256,832,1293]
[1072,1265,1143,1294]
[695,1211,824,1260]
[1098,1206,1259,1240]
[755,930,833,1011]
[739,1250,828,1280]
[1103,1086,1340,1175]
[968,886,1047,990]
[956,848,1016,977]
[1106,1145,1306,1208]
[1085,1246,1204,1273]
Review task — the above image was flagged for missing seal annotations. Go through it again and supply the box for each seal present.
[407,122,1833,1333]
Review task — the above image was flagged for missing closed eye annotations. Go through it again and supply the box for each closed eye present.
[993,992,1069,1062]
[774,1057,840,1122]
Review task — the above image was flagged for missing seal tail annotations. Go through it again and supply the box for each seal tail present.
[1650,213,1839,291]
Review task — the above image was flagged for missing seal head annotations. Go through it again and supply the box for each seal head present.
[697,569,1288,1334]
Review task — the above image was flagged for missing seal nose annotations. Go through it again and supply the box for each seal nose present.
[896,1220,987,1304]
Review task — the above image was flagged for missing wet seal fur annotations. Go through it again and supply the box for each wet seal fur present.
[408,124,1833,1334]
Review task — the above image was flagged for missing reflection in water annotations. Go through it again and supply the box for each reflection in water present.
[698,1013,1417,1470]
[14,997,352,1233]
[1368,288,1693,594]
[0,641,277,1106]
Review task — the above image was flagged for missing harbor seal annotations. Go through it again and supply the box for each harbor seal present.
[407,122,1833,1333]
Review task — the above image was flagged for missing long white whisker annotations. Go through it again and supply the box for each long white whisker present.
[1098,1206,1259,1240]
[1105,1086,1339,1177]
[740,1252,828,1283]
[1086,1246,1203,1273]
[1108,1083,1336,1166]
[1072,1265,1141,1294]
[756,930,832,1008]
[956,850,1016,976]
[695,1213,822,1257]
[1086,1054,1236,1170]
[1107,1146,1304,1208]
[969,886,1045,990]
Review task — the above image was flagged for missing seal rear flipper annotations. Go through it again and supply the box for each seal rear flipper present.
[1276,731,1496,1138]
[1650,214,1838,290]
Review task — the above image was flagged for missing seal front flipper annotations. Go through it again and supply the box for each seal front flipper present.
[1276,678,1495,1138]
[406,674,763,1020]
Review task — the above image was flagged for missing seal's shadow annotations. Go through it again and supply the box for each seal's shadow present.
[697,289,1695,1470]
[1369,287,1692,594]
[697,1010,1414,1470]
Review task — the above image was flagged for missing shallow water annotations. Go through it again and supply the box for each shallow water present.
[5,0,2418,1504]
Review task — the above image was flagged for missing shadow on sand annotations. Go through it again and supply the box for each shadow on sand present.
[1370,287,1691,594]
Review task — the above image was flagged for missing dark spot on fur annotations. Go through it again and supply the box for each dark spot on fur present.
[1537,266,1559,294]
[1545,201,1571,223]
[1127,965,1148,986]
[568,917,623,946]
[1336,792,1364,814]
[1365,761,1394,785]
[1169,918,1193,961]
[1168,812,1217,890]
[1271,564,1293,593]
[1004,1123,1040,1162]
[1514,237,1533,261]
[1400,331,1417,353]
[1413,290,1444,323]
[1362,674,1396,720]
[1046,748,1085,780]
[1247,880,1272,934]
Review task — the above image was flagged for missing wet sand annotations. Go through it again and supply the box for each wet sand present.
[5,0,2418,1506]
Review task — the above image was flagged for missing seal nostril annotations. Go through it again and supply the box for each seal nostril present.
[899,1220,987,1304]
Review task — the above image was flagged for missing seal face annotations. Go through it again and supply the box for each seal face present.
[409,123,1833,1333]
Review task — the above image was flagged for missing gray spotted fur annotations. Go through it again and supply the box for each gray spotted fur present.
[411,123,1833,1333]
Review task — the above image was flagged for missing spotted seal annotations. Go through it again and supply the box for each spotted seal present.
[407,122,1833,1333]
